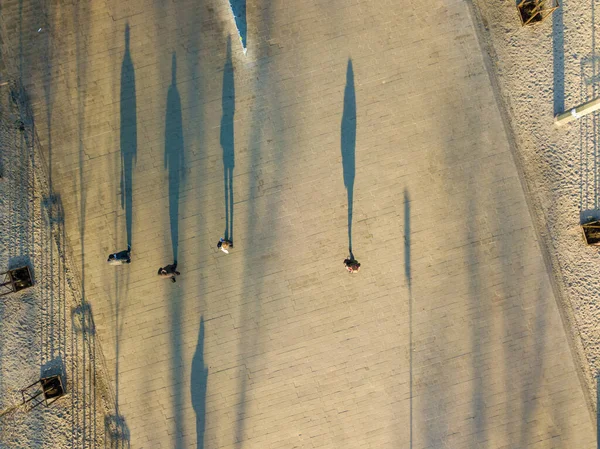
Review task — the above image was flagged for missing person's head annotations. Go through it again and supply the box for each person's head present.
[108,254,116,261]
[158,268,166,275]
[222,241,230,249]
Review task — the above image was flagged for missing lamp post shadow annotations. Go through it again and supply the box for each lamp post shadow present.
[221,36,235,242]
[341,59,356,257]
[404,190,412,449]
[165,53,183,262]
[597,374,600,449]
[120,23,137,248]
[552,0,564,116]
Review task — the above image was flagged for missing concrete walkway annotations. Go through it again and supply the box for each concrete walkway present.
[0,0,595,447]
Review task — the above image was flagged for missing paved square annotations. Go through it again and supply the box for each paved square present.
[0,0,595,447]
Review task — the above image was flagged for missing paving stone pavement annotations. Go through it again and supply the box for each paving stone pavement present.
[0,0,596,448]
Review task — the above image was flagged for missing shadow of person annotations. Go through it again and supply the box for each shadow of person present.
[229,0,247,53]
[165,53,184,262]
[341,59,356,255]
[120,23,137,248]
[191,317,208,449]
[221,36,235,242]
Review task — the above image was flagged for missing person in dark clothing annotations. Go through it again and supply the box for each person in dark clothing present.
[217,238,233,254]
[158,262,181,283]
[107,245,131,265]
[343,257,360,273]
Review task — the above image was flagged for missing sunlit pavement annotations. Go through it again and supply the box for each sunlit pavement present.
[0,0,595,447]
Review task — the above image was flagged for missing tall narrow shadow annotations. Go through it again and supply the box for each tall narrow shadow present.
[120,24,137,247]
[404,191,411,291]
[165,53,184,261]
[579,0,600,218]
[229,0,247,53]
[221,36,235,242]
[165,53,185,448]
[597,374,600,449]
[191,318,208,449]
[403,190,412,449]
[553,0,565,116]
[341,59,356,255]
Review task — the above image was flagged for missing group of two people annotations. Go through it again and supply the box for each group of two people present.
[106,238,234,283]
[107,246,181,283]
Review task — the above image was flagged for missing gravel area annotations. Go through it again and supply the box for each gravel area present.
[471,0,600,413]
[0,84,113,448]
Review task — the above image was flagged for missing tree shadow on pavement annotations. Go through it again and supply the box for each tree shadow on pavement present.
[191,317,208,449]
[341,59,356,256]
[165,53,184,262]
[221,36,235,242]
[120,23,137,248]
[104,413,131,449]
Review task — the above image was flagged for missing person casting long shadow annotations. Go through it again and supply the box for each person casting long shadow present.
[165,53,184,262]
[191,317,208,449]
[221,36,235,242]
[120,23,137,248]
[341,59,356,256]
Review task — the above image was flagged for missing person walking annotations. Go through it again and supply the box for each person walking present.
[217,238,233,254]
[158,262,181,283]
[107,245,131,265]
[343,257,360,273]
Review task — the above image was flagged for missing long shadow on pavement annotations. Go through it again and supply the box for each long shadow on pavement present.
[232,5,288,446]
[165,53,184,262]
[229,0,247,53]
[553,0,564,116]
[404,190,412,449]
[165,51,186,449]
[104,23,135,449]
[597,375,600,449]
[221,36,235,242]
[341,59,356,256]
[120,23,137,248]
[191,317,208,449]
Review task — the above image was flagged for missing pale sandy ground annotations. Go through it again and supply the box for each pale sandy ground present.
[471,0,600,412]
[0,86,112,447]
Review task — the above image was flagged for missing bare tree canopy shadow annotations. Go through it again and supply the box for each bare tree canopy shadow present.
[104,413,130,449]
[221,36,235,242]
[341,59,356,255]
[191,317,208,449]
[165,53,184,262]
[120,23,137,247]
